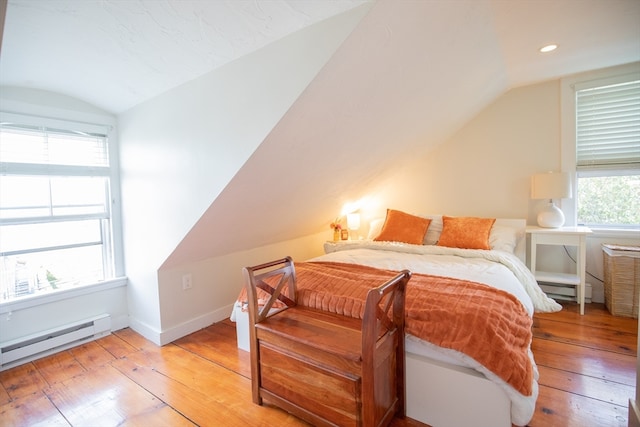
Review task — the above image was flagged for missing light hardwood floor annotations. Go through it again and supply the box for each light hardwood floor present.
[0,302,636,427]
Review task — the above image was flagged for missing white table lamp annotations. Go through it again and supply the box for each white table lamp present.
[531,171,572,228]
[347,212,361,240]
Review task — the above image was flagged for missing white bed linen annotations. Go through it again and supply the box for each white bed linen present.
[319,240,561,314]
[312,240,561,426]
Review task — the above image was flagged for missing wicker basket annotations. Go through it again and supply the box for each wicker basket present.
[603,244,640,318]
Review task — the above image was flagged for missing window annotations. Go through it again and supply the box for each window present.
[0,113,117,301]
[574,77,640,228]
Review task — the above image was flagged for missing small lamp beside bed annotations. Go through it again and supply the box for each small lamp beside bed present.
[347,211,361,240]
[531,171,572,228]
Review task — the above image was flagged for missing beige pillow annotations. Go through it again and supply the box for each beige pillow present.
[374,209,431,245]
[367,217,385,239]
[422,214,443,245]
[437,216,496,250]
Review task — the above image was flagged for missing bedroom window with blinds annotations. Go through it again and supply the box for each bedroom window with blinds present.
[0,114,116,301]
[575,78,640,228]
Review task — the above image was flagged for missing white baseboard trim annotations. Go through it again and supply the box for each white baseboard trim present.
[110,314,129,333]
[158,303,235,346]
[128,317,162,346]
[128,304,235,346]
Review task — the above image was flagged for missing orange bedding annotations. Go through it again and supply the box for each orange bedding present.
[240,260,533,396]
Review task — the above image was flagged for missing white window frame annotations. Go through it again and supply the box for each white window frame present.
[560,62,640,235]
[0,111,125,302]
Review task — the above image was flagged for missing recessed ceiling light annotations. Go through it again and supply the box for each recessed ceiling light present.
[540,44,558,53]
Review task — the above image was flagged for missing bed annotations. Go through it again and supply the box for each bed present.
[231,211,561,427]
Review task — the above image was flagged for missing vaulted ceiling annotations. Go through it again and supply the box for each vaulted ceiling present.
[1,0,639,116]
[0,0,370,114]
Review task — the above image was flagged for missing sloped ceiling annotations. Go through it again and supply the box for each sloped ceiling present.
[0,0,370,114]
[164,0,640,266]
[1,0,638,116]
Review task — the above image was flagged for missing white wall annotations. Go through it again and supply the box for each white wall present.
[128,61,637,345]
[156,231,328,344]
[117,7,369,344]
[362,75,639,303]
[3,68,635,351]
[0,281,128,343]
[345,79,561,227]
[167,68,632,340]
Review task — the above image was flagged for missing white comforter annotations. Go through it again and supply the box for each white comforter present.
[312,240,561,426]
[319,240,561,314]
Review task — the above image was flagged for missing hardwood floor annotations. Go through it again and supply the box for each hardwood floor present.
[0,302,636,427]
[531,302,636,427]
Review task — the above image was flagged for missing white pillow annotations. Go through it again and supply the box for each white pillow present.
[367,218,385,239]
[422,214,443,245]
[489,225,520,253]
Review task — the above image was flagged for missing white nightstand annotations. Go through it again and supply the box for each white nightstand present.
[526,226,592,315]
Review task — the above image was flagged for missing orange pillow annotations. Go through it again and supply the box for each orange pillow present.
[437,216,496,250]
[374,209,431,245]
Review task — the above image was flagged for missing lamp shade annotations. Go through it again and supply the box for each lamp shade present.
[531,171,572,228]
[347,213,361,230]
[531,172,572,200]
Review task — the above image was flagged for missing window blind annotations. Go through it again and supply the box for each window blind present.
[0,124,109,167]
[576,79,640,170]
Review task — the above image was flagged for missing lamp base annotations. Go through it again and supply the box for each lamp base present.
[537,201,565,228]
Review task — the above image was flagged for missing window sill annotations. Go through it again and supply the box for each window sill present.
[587,227,640,239]
[0,277,128,314]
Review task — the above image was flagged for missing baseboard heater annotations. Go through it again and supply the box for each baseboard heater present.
[539,282,593,303]
[0,314,111,371]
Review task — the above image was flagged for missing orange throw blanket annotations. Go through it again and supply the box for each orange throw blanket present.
[240,261,533,396]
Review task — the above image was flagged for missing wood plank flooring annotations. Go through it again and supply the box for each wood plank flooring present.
[531,302,636,427]
[0,302,636,427]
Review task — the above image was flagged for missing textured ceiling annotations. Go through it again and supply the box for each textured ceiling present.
[490,0,640,87]
[1,0,639,116]
[0,0,370,114]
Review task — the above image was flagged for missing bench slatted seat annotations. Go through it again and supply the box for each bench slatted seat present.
[244,257,409,427]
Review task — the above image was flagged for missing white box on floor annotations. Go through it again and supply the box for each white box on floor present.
[232,304,284,352]
[233,305,250,352]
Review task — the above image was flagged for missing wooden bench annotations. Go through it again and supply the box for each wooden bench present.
[243,257,410,427]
